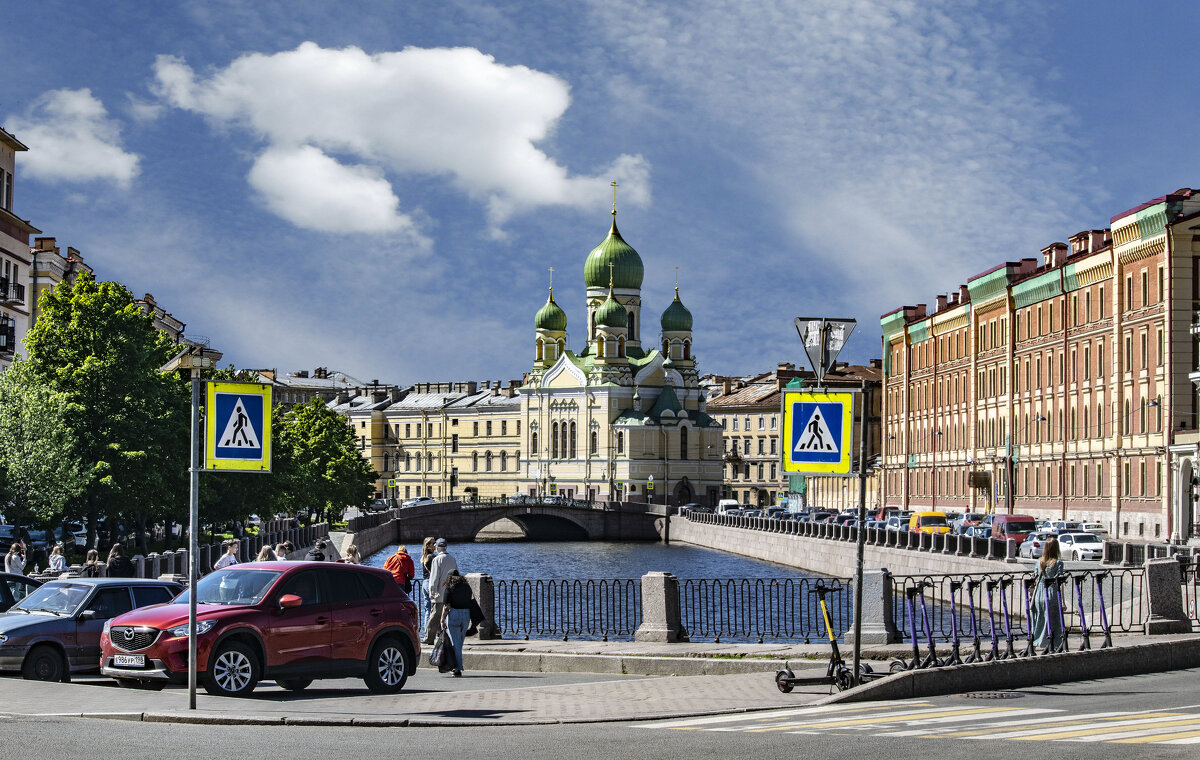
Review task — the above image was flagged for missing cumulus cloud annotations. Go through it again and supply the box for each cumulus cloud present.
[152,42,649,235]
[6,88,140,188]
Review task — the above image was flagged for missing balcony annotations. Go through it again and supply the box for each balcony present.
[0,278,24,306]
[0,321,14,355]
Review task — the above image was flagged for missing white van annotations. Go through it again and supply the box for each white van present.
[716,499,740,514]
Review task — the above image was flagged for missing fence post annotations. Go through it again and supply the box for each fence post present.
[133,555,146,578]
[1103,540,1123,565]
[635,572,688,643]
[845,568,900,644]
[465,573,499,640]
[1006,538,1019,564]
[1144,557,1193,634]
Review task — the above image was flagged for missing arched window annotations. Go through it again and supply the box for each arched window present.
[617,431,624,454]
[680,426,689,460]
[472,452,478,471]
[597,338,606,358]
[551,422,559,458]
[617,336,626,358]
[569,421,577,458]
[556,338,565,357]
[590,430,598,455]
[383,453,390,472]
[500,451,507,471]
[628,311,636,340]
[415,452,422,472]
[536,338,544,361]
[426,453,433,471]
[532,432,538,456]
[683,340,691,360]
[561,421,569,460]
[485,451,493,472]
[662,339,669,355]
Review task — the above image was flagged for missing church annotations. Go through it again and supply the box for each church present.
[518,203,723,505]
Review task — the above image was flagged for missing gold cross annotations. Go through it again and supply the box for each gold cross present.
[608,261,615,289]
[611,180,619,214]
[549,266,554,288]
[675,266,679,288]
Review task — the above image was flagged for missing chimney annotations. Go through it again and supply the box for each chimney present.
[388,389,403,403]
[295,370,309,378]
[510,379,523,389]
[722,379,732,395]
[936,294,948,312]
[466,381,478,395]
[1041,242,1068,268]
[1092,229,1110,251]
[777,362,795,372]
[335,392,349,405]
[870,358,883,369]
[959,285,969,303]
[33,237,58,253]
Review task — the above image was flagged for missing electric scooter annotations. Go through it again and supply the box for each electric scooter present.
[1020,576,1037,658]
[1074,574,1091,651]
[775,581,886,693]
[984,579,1000,661]
[964,578,985,663]
[889,581,939,671]
[1094,571,1113,649]
[942,580,964,666]
[998,577,1016,660]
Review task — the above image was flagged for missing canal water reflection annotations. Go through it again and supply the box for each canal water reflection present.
[365,541,848,643]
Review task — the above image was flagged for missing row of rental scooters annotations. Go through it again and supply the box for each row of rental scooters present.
[776,572,1116,693]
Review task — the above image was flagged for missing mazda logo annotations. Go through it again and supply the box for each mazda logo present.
[122,628,135,642]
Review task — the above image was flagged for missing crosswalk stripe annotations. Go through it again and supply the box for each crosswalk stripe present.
[647,701,927,730]
[1006,715,1196,741]
[932,710,1134,737]
[749,706,1026,732]
[877,710,1062,736]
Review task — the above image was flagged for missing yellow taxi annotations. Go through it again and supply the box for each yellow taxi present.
[908,511,950,534]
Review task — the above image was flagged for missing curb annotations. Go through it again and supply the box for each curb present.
[816,634,1200,704]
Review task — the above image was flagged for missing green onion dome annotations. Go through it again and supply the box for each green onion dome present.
[660,287,693,332]
[595,291,628,329]
[535,291,567,331]
[584,216,644,290]
[662,355,676,370]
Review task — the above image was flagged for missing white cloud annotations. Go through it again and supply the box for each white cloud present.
[152,42,649,235]
[125,94,165,123]
[248,145,417,235]
[6,88,140,188]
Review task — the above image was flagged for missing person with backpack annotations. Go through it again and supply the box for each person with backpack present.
[383,545,416,594]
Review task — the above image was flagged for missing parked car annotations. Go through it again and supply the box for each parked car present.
[401,496,437,508]
[885,515,907,531]
[962,525,992,539]
[364,499,395,513]
[1048,520,1082,534]
[950,512,985,534]
[988,514,1038,545]
[100,562,420,696]
[1018,531,1058,559]
[908,512,950,534]
[0,573,40,612]
[1079,522,1111,540]
[1057,531,1104,561]
[0,578,182,682]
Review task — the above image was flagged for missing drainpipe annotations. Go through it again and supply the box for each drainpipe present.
[29,250,38,326]
[1164,224,1174,540]
[1061,268,1068,521]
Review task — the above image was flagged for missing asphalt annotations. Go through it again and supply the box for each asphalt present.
[0,632,1194,727]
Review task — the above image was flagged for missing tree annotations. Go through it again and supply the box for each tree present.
[0,360,88,528]
[21,273,189,552]
[276,399,376,523]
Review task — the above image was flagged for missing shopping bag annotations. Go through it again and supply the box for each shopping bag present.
[436,630,457,673]
[429,632,447,669]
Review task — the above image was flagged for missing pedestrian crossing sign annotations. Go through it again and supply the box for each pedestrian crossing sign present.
[205,382,272,472]
[781,390,855,475]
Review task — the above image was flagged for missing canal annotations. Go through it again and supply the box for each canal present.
[364,540,848,643]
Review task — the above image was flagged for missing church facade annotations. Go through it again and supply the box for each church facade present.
[518,210,723,505]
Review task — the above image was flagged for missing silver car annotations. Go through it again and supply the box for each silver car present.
[1057,531,1104,561]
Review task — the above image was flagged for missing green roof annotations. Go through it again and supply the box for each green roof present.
[584,217,644,289]
[534,292,567,331]
[660,288,692,331]
[595,292,628,328]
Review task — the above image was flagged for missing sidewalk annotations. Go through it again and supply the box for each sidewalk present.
[0,632,1190,727]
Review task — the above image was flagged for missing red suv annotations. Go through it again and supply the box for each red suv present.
[98,562,420,697]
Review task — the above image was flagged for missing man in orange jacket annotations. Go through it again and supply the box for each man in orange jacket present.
[383,545,416,594]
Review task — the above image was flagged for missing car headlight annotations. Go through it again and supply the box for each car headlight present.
[169,620,216,637]
[103,619,112,635]
[0,634,7,643]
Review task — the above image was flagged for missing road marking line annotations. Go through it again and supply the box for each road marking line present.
[934,709,1169,738]
[1063,722,1200,743]
[873,709,1060,735]
[1005,715,1195,741]
[748,706,1026,732]
[647,701,928,730]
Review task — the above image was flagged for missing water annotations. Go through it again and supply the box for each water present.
[365,541,848,643]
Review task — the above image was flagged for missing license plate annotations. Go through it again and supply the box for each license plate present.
[113,654,145,667]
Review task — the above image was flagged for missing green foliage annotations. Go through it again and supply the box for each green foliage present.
[276,399,377,523]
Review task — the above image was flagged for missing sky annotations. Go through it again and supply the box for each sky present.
[4,1,1199,385]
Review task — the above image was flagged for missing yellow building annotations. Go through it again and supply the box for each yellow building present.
[519,209,723,504]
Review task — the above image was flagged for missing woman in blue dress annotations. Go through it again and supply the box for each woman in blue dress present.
[1030,537,1066,652]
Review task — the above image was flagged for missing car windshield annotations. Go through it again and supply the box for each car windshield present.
[175,568,282,606]
[1006,521,1036,533]
[919,516,947,526]
[1072,534,1101,544]
[13,582,91,615]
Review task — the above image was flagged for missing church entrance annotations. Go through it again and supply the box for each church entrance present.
[673,478,694,505]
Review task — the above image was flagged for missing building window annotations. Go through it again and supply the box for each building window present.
[486,452,493,472]
[680,426,688,460]
[744,464,751,479]
[758,416,765,430]
[770,463,777,479]
[590,430,598,455]
[486,421,493,436]
[502,420,508,436]
[617,432,624,454]
[427,423,434,437]
[405,424,411,438]
[770,438,777,455]
[405,453,411,471]
[472,452,478,472]
[1126,275,1133,310]
[770,416,778,430]
[757,464,764,480]
[744,416,751,429]
[473,421,479,436]
[757,438,764,455]
[426,453,433,471]
[1099,285,1106,317]
[551,422,559,458]
[451,434,458,453]
[501,451,508,471]
[732,417,739,431]
[569,421,577,458]
[1141,271,1149,307]
[1157,328,1164,367]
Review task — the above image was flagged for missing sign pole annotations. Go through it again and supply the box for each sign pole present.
[852,379,869,685]
[188,374,201,710]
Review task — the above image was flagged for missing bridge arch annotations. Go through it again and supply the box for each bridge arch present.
[467,508,592,541]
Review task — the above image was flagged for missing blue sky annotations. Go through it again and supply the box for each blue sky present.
[4,1,1198,383]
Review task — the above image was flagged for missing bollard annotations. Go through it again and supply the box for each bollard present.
[635,572,688,643]
[844,569,901,644]
[1006,538,1019,564]
[132,555,146,578]
[147,553,161,579]
[1143,557,1193,634]
[465,573,499,639]
[1103,540,1123,565]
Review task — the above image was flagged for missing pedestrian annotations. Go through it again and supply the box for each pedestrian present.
[423,538,458,644]
[255,545,277,562]
[342,544,362,564]
[275,543,289,560]
[214,540,240,570]
[304,539,327,562]
[106,544,135,578]
[48,545,67,575]
[383,545,416,594]
[81,549,104,577]
[4,541,25,575]
[439,572,474,677]
[420,537,437,579]
[1030,536,1066,652]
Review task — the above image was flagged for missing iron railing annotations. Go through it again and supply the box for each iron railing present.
[890,568,1147,642]
[677,577,852,643]
[1183,562,1200,626]
[494,578,642,641]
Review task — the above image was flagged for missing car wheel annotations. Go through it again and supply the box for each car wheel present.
[1073,550,1081,561]
[276,678,312,692]
[364,636,411,694]
[22,645,67,682]
[202,641,260,697]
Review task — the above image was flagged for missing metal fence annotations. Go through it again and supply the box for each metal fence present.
[677,577,852,643]
[890,568,1147,643]
[494,578,642,641]
[1183,562,1200,626]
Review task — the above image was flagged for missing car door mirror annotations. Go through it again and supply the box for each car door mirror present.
[279,594,302,609]
[78,610,97,621]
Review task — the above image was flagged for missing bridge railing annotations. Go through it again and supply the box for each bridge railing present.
[677,577,852,644]
[494,578,642,641]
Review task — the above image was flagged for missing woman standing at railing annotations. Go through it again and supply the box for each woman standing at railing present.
[1030,537,1065,652]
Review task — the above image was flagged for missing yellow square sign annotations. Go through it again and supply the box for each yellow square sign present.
[780,389,855,475]
[205,382,272,472]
